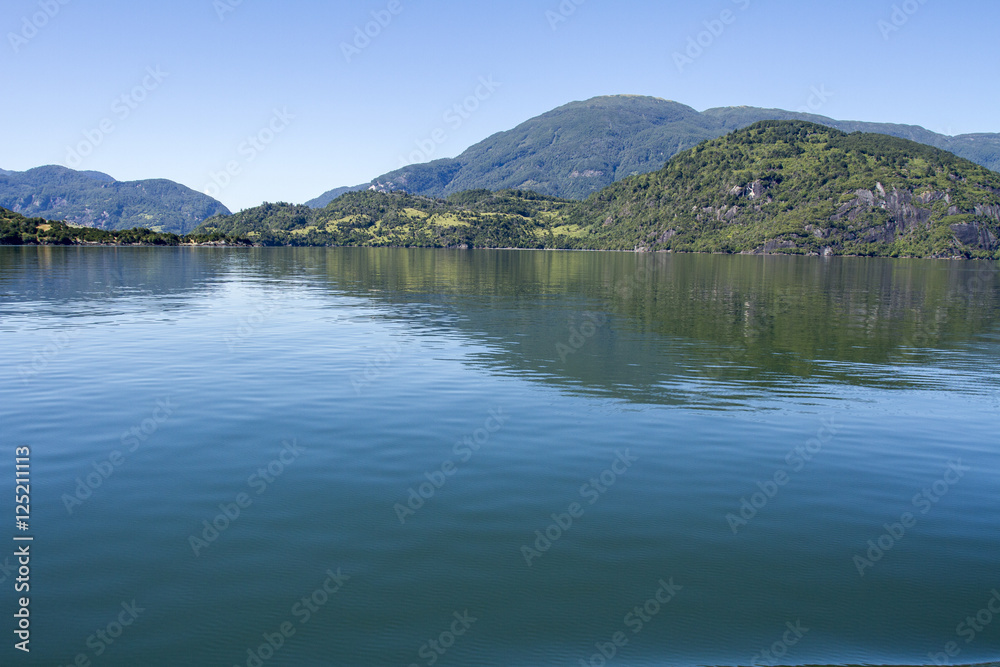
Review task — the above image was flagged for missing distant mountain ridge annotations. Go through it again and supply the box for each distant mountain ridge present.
[305,184,369,209]
[197,121,1000,259]
[311,95,1000,205]
[0,166,230,234]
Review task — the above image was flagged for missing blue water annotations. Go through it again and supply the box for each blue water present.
[1,247,998,666]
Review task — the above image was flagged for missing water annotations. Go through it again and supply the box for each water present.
[1,246,998,667]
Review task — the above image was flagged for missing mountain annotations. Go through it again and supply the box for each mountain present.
[305,184,370,209]
[312,95,1000,205]
[572,121,1000,258]
[198,121,1000,259]
[0,166,230,234]
[702,106,1000,170]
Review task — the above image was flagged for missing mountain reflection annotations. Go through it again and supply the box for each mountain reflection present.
[3,247,998,403]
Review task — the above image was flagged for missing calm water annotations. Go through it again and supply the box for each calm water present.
[1,247,999,667]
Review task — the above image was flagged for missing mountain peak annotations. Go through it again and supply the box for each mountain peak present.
[314,98,999,207]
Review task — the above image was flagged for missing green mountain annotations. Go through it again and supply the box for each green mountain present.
[703,106,1000,167]
[0,166,230,234]
[199,121,1000,259]
[314,95,1000,204]
[571,121,1000,258]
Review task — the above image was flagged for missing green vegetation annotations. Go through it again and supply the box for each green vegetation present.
[571,121,1000,258]
[196,190,578,249]
[330,95,1000,204]
[365,96,717,201]
[197,122,1000,258]
[0,208,249,246]
[8,122,1000,259]
[0,166,230,234]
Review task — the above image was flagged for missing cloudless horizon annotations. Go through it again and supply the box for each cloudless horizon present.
[3,0,999,212]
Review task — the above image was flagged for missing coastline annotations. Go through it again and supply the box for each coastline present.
[4,240,997,262]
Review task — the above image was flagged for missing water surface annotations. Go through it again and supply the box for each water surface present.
[1,247,998,666]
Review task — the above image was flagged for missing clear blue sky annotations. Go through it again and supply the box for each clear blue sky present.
[2,0,998,212]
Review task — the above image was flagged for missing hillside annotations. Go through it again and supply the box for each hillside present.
[703,106,1000,169]
[0,166,231,234]
[572,121,1000,258]
[196,189,576,249]
[199,121,1000,259]
[314,96,1000,205]
[355,96,720,201]
[0,206,231,245]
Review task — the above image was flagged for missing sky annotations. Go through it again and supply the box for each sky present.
[2,0,998,212]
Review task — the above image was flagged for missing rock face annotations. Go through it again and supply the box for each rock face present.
[834,186,933,234]
[786,181,998,254]
[726,178,1000,253]
[951,222,997,250]
[574,121,1000,258]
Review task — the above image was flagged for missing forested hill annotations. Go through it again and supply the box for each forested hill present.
[195,190,577,249]
[9,122,999,259]
[570,121,1000,258]
[0,166,230,234]
[196,122,1000,259]
[0,206,241,245]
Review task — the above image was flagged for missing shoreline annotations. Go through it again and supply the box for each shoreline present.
[3,242,996,262]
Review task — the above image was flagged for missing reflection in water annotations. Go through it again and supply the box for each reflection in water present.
[2,247,1000,667]
[3,247,999,404]
[306,249,1000,402]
